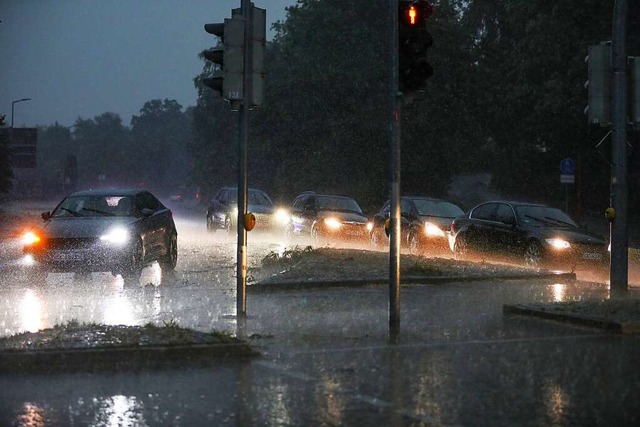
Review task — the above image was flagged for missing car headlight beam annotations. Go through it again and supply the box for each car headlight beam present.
[424,222,445,237]
[22,231,41,246]
[100,227,130,245]
[324,217,342,230]
[545,238,570,250]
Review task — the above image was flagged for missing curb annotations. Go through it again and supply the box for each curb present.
[0,342,260,374]
[503,304,640,334]
[250,272,576,292]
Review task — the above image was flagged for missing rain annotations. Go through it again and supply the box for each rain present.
[1,0,640,425]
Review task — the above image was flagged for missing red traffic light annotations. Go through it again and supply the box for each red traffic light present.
[401,0,434,27]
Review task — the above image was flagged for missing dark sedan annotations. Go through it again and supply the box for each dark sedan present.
[369,196,464,255]
[206,187,288,235]
[22,188,178,281]
[285,192,369,243]
[448,201,609,269]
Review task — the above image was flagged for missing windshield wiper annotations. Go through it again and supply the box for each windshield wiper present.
[544,216,575,228]
[80,207,115,216]
[59,207,82,217]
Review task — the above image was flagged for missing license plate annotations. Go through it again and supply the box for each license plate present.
[52,251,83,262]
[582,252,603,261]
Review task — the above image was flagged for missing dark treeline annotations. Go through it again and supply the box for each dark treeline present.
[191,0,640,219]
[18,0,640,221]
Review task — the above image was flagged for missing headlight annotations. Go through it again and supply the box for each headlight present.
[424,222,445,237]
[323,217,341,230]
[545,238,570,250]
[22,231,41,246]
[100,227,130,245]
[366,222,374,232]
[275,208,290,225]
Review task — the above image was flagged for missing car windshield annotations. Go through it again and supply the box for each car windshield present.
[515,205,578,228]
[226,190,273,206]
[317,196,363,214]
[51,195,135,218]
[412,199,464,217]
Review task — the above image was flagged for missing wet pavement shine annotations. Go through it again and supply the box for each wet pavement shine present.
[0,210,639,425]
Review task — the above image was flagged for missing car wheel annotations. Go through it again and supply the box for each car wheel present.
[409,232,423,256]
[311,225,322,245]
[120,238,143,282]
[224,216,233,237]
[524,240,544,269]
[453,235,469,260]
[284,223,293,241]
[370,229,382,250]
[160,233,178,271]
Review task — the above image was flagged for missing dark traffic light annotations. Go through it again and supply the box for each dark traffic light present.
[398,0,434,94]
[203,13,244,109]
[584,42,611,126]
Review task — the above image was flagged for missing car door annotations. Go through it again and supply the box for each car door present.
[486,203,519,255]
[301,195,317,235]
[466,202,498,252]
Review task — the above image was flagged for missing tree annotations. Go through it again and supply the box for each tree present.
[130,99,190,194]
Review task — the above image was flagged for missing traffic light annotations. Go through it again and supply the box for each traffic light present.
[250,6,266,107]
[631,56,640,127]
[203,12,244,108]
[584,42,611,126]
[398,0,434,94]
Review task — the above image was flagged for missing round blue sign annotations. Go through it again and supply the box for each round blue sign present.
[560,157,575,175]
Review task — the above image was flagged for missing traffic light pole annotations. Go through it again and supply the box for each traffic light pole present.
[610,0,628,297]
[389,0,402,342]
[236,0,254,326]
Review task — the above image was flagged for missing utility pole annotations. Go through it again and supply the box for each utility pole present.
[610,0,628,297]
[389,0,401,342]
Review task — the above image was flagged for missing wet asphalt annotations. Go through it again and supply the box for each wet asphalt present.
[0,207,639,425]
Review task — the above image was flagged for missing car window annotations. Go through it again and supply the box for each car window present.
[471,203,497,221]
[412,199,464,217]
[400,198,413,214]
[317,196,362,214]
[515,205,578,228]
[52,195,139,217]
[136,192,161,212]
[495,203,515,223]
[248,190,273,206]
[217,189,228,204]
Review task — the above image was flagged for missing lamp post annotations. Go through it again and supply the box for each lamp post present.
[11,98,32,128]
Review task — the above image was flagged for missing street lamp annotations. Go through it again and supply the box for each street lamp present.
[11,98,32,128]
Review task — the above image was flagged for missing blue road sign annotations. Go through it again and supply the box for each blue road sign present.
[560,157,576,175]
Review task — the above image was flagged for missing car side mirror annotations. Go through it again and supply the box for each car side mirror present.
[141,208,154,217]
[41,211,51,221]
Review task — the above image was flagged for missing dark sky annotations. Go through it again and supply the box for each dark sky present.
[1,0,294,128]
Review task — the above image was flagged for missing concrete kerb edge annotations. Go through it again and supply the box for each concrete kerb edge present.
[250,272,577,293]
[0,342,260,375]
[503,304,640,333]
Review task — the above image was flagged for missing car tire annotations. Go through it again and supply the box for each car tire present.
[453,235,469,261]
[370,229,383,250]
[119,238,143,282]
[311,225,322,245]
[524,240,544,269]
[409,232,423,256]
[160,233,178,271]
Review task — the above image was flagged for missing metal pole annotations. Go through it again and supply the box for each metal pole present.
[389,0,401,342]
[610,0,628,297]
[236,0,253,321]
[11,98,31,128]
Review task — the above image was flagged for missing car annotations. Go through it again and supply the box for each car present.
[448,200,609,269]
[285,191,369,243]
[206,187,288,235]
[21,188,178,281]
[369,196,465,255]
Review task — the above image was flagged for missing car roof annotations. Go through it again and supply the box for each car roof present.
[68,188,146,197]
[482,200,549,208]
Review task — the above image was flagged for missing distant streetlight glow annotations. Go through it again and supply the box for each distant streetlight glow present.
[11,97,32,127]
